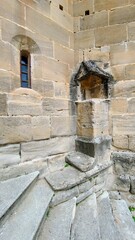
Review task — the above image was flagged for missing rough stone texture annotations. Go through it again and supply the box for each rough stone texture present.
[97,191,122,240]
[45,166,86,191]
[114,175,130,192]
[0,93,7,116]
[71,193,100,240]
[130,176,135,194]
[38,198,76,240]
[76,188,94,204]
[0,179,54,240]
[0,171,39,220]
[111,199,135,240]
[0,144,20,168]
[66,151,95,172]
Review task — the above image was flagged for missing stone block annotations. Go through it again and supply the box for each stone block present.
[80,11,108,30]
[78,180,95,194]
[75,29,95,50]
[19,0,50,17]
[112,151,135,174]
[47,154,66,173]
[112,114,135,136]
[54,43,74,68]
[54,82,68,98]
[0,40,12,71]
[73,0,94,17]
[110,98,128,114]
[32,79,54,97]
[125,64,135,80]
[112,135,128,149]
[21,136,75,162]
[0,93,7,116]
[50,3,73,31]
[129,136,135,152]
[128,98,135,113]
[113,80,135,97]
[42,98,69,116]
[33,55,69,83]
[95,24,127,47]
[0,116,32,145]
[0,0,25,26]
[130,176,135,194]
[53,0,68,12]
[84,49,109,64]
[128,22,135,41]
[115,175,130,192]
[32,116,50,140]
[109,5,135,25]
[94,0,129,11]
[111,65,126,81]
[51,116,76,137]
[0,144,20,168]
[26,6,70,47]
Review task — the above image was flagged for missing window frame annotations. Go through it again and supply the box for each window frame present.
[20,50,31,88]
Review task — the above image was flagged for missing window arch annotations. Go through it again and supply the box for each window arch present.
[20,50,31,88]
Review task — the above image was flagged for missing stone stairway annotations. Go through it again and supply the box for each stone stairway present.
[0,153,135,240]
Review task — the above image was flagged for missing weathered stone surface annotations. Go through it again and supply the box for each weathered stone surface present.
[31,79,54,98]
[45,166,86,191]
[128,22,135,41]
[130,176,135,194]
[129,136,135,152]
[76,188,93,204]
[0,171,39,220]
[97,191,122,240]
[50,186,79,207]
[54,43,74,68]
[0,144,20,168]
[32,116,50,140]
[86,161,113,179]
[112,115,135,135]
[0,116,32,145]
[73,0,94,17]
[47,154,65,173]
[42,98,69,116]
[0,93,7,116]
[0,179,54,240]
[39,198,76,240]
[51,116,76,137]
[78,179,95,193]
[75,29,95,50]
[113,80,135,97]
[114,175,130,192]
[109,5,135,25]
[112,151,135,174]
[110,98,128,114]
[109,191,121,200]
[112,135,128,149]
[94,0,129,11]
[66,151,95,172]
[111,199,135,240]
[71,193,100,240]
[21,136,75,162]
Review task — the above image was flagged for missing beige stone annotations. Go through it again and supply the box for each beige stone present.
[110,98,128,114]
[73,0,94,17]
[47,153,66,173]
[113,80,135,97]
[54,82,69,98]
[128,98,135,113]
[75,29,95,50]
[42,98,69,116]
[125,64,135,80]
[83,49,109,64]
[112,135,129,149]
[0,144,20,168]
[19,0,50,17]
[32,116,50,140]
[54,43,74,68]
[32,79,54,97]
[0,71,20,93]
[111,65,126,81]
[109,5,135,25]
[112,114,135,135]
[94,0,129,12]
[0,93,7,116]
[21,136,75,162]
[51,116,76,137]
[129,136,135,152]
[128,22,135,41]
[0,116,32,145]
[0,40,12,71]
[80,11,108,30]
[74,17,80,32]
[95,24,127,47]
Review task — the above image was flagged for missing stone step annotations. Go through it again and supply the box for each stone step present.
[65,151,95,172]
[45,166,86,191]
[71,193,100,240]
[111,199,135,240]
[0,179,54,240]
[0,171,39,221]
[38,198,76,240]
[97,191,122,240]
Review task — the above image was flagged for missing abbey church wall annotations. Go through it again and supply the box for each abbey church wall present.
[0,0,76,177]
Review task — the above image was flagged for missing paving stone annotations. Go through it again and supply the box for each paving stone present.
[0,179,54,240]
[86,161,113,179]
[111,199,135,240]
[71,193,100,240]
[0,171,39,220]
[76,188,94,204]
[38,198,76,240]
[45,166,86,191]
[65,151,95,172]
[97,191,122,240]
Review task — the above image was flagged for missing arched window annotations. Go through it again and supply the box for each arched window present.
[20,50,31,88]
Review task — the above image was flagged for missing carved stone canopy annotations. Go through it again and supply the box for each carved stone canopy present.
[74,60,115,99]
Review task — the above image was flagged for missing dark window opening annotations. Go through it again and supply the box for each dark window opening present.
[59,4,63,11]
[85,10,90,15]
[20,51,31,88]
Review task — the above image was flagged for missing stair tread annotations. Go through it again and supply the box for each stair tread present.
[38,198,76,240]
[45,166,86,191]
[97,191,122,240]
[111,199,135,240]
[71,193,100,240]
[0,171,39,220]
[0,179,54,240]
[66,151,95,172]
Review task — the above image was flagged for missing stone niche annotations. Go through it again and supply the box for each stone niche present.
[73,60,114,164]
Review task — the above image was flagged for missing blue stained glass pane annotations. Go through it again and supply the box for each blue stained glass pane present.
[21,81,28,88]
[22,73,28,81]
[21,65,28,73]
[21,56,28,64]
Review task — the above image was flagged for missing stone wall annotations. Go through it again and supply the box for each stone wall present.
[0,0,76,172]
[74,0,135,152]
